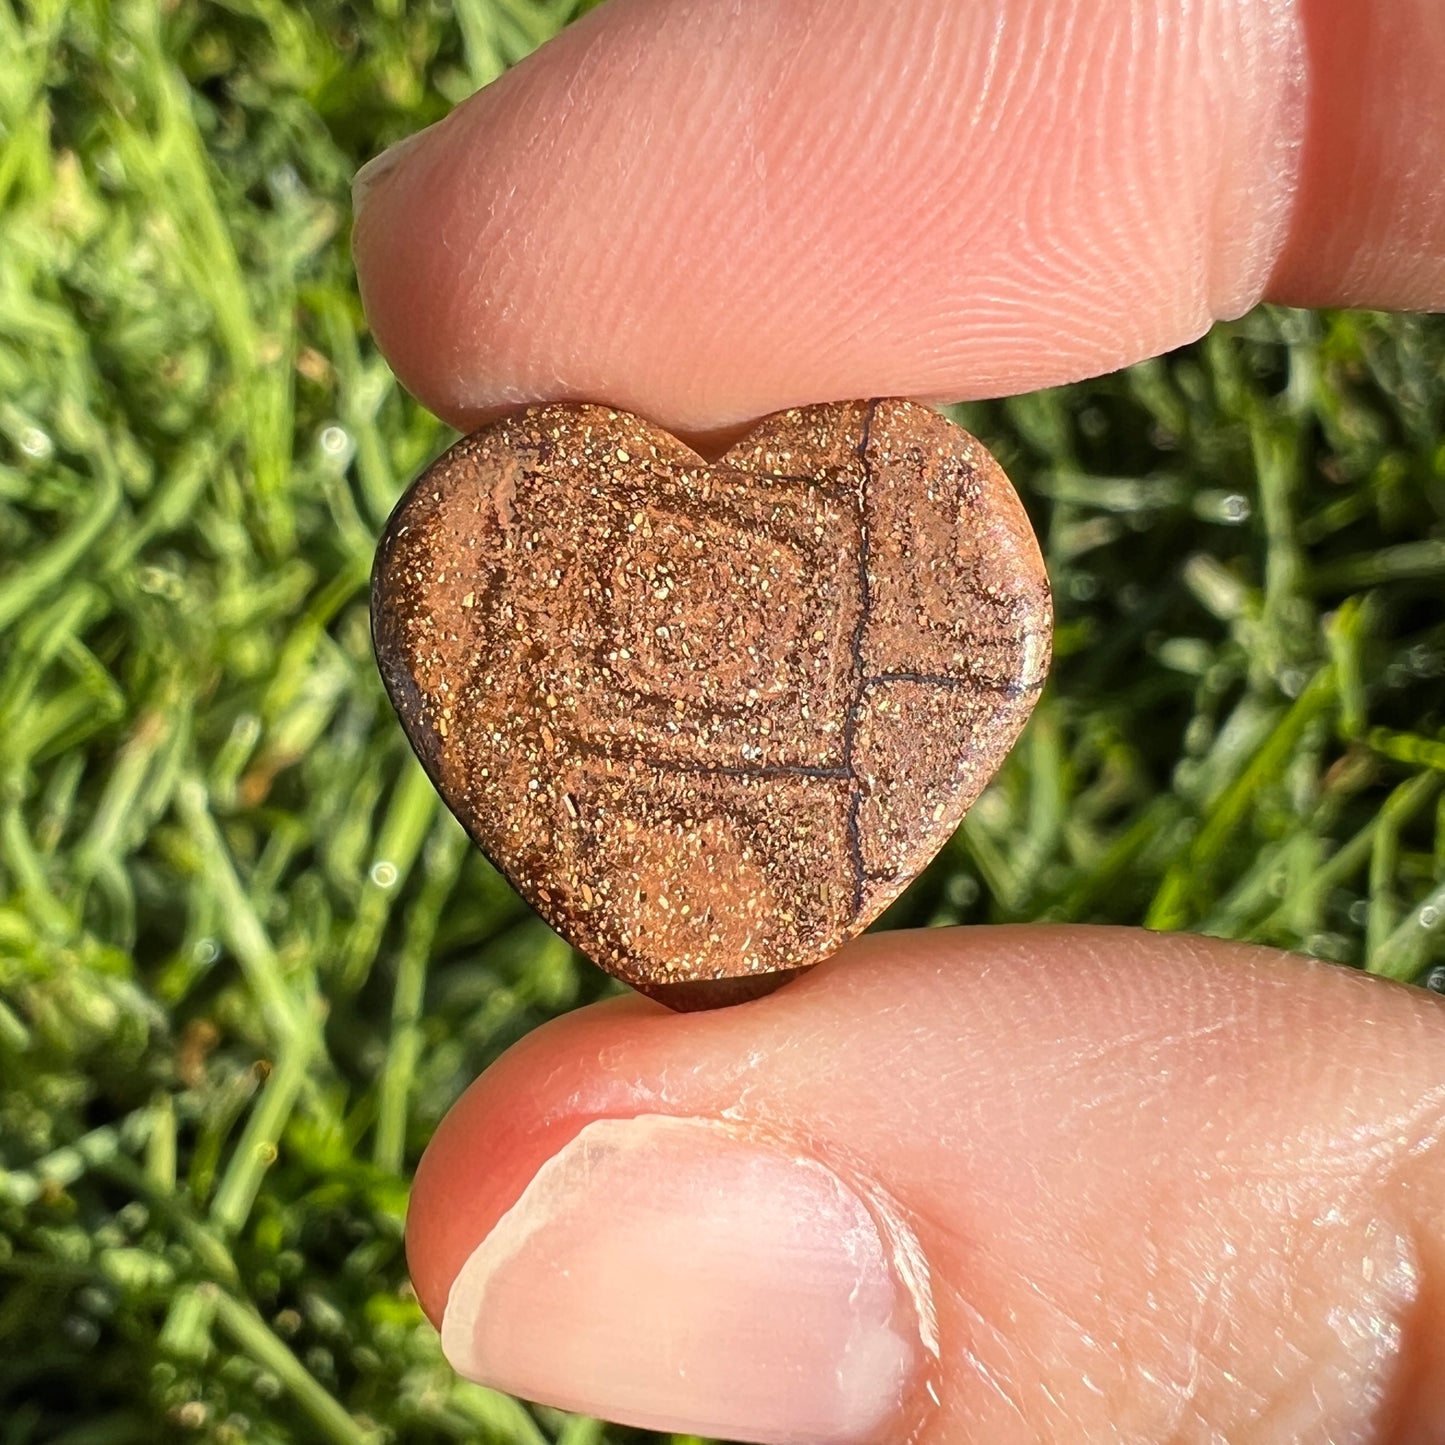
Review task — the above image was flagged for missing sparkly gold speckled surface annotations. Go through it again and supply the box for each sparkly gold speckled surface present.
[371,399,1050,1005]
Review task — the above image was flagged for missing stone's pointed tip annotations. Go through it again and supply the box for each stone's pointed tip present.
[633,966,814,1012]
[370,400,1050,1005]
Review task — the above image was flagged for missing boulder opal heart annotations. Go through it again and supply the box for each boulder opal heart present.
[372,399,1050,1008]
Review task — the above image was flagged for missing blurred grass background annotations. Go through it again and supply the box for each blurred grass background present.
[1,0,1443,1440]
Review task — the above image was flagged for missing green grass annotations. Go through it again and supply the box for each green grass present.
[1,1,1443,1440]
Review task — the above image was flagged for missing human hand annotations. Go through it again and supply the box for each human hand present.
[353,3,1445,1442]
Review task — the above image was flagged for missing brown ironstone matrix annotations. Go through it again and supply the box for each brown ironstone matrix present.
[371,399,1051,1009]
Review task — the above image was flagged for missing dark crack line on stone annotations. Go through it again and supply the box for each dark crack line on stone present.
[842,401,879,920]
[866,671,1043,700]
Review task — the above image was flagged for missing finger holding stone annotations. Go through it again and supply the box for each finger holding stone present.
[408,926,1445,1445]
[353,0,1445,445]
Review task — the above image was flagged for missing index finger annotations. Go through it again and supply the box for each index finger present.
[352,0,1445,445]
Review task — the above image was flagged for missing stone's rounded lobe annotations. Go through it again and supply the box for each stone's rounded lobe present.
[371,399,1051,1006]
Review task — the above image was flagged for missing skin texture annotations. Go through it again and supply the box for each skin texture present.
[353,0,1445,445]
[407,930,1445,1443]
[351,1,1445,1438]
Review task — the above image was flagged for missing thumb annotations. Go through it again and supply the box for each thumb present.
[408,926,1445,1445]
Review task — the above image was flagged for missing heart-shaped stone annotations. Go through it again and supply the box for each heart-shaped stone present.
[372,399,1049,1007]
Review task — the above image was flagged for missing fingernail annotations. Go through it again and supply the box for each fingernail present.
[352,125,435,214]
[440,1115,933,1445]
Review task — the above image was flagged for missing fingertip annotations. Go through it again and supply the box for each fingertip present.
[353,0,1306,436]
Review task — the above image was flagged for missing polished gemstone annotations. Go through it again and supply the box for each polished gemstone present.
[372,399,1050,1007]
